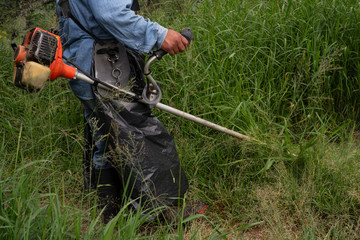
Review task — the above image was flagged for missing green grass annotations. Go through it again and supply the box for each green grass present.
[1,0,360,239]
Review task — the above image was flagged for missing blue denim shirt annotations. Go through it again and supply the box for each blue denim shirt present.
[56,0,168,100]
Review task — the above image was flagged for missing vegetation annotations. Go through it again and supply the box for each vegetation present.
[1,0,360,239]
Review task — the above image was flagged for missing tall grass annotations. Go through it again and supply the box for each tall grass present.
[1,0,360,239]
[151,0,360,238]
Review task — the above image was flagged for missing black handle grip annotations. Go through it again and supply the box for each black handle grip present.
[154,28,194,60]
[180,28,194,44]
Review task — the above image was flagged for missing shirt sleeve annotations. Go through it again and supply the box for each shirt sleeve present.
[88,0,168,53]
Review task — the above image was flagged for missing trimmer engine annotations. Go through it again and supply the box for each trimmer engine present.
[26,28,58,65]
[12,28,75,91]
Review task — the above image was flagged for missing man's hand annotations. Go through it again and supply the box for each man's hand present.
[160,29,189,56]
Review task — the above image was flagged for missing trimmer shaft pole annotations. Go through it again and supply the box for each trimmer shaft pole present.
[75,71,260,143]
[154,102,255,142]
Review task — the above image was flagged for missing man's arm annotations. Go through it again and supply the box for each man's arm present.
[88,0,188,54]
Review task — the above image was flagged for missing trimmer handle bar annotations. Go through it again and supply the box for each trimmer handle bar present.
[153,28,194,60]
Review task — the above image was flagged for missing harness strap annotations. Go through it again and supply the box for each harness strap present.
[131,0,140,11]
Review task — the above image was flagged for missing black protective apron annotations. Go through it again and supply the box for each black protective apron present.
[59,0,189,209]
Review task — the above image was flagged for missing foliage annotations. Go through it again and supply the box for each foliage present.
[1,0,360,239]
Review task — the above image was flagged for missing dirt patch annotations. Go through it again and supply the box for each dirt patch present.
[241,226,269,240]
[181,218,269,240]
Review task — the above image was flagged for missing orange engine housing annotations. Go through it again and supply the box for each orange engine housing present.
[13,27,76,81]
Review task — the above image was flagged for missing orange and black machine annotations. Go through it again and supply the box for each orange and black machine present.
[12,27,76,90]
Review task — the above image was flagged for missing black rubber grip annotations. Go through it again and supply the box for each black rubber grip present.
[154,28,194,60]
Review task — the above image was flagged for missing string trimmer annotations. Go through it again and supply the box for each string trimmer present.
[11,27,262,144]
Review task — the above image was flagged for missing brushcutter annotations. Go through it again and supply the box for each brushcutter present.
[11,27,261,143]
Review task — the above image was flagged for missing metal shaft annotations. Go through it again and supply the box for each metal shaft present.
[154,102,253,141]
[74,71,261,143]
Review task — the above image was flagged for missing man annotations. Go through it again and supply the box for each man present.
[56,0,190,223]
